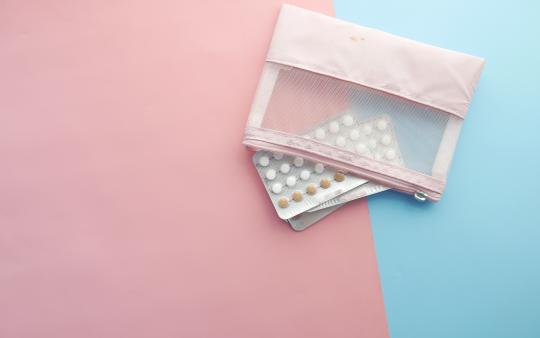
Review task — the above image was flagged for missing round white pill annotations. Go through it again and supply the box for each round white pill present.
[315,128,326,140]
[271,182,283,194]
[300,170,311,180]
[286,176,297,187]
[362,124,373,135]
[336,136,346,147]
[356,143,367,154]
[377,119,388,131]
[293,157,304,167]
[329,121,340,134]
[314,163,325,174]
[342,114,354,126]
[273,152,284,160]
[368,138,378,149]
[265,168,276,180]
[349,129,360,141]
[381,134,392,145]
[259,155,270,167]
[385,149,397,160]
[280,163,291,174]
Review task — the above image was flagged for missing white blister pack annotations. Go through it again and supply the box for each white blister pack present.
[308,112,404,165]
[308,182,389,212]
[252,151,367,220]
[301,112,405,211]
[287,205,341,231]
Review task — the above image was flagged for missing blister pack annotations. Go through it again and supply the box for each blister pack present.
[287,205,341,231]
[308,182,388,212]
[252,110,402,227]
[243,5,485,202]
[307,113,404,165]
[294,111,401,213]
[252,151,368,220]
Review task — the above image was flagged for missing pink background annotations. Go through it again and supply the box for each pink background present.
[0,1,388,337]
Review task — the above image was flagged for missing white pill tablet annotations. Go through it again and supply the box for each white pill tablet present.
[377,119,388,131]
[385,149,397,160]
[273,152,284,160]
[349,129,360,141]
[356,143,367,154]
[329,121,340,134]
[271,182,283,194]
[342,114,354,126]
[300,170,311,180]
[381,134,392,145]
[280,163,291,174]
[293,157,304,167]
[265,168,276,180]
[286,176,297,187]
[362,124,373,135]
[315,128,326,140]
[314,163,325,174]
[336,136,346,147]
[368,138,378,149]
[259,155,270,167]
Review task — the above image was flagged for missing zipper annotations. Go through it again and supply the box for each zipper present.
[243,139,440,202]
[413,191,429,202]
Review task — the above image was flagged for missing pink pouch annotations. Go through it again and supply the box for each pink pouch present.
[243,4,485,202]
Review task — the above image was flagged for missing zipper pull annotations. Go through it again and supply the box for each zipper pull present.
[414,191,428,202]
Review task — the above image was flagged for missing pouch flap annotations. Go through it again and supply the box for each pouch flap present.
[267,4,485,119]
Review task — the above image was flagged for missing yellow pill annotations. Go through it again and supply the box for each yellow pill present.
[278,197,289,208]
[306,184,317,195]
[334,171,346,182]
[320,178,331,189]
[292,191,303,202]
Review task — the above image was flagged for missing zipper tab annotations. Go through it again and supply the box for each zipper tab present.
[414,191,428,202]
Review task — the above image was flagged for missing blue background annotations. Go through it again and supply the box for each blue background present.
[333,1,540,337]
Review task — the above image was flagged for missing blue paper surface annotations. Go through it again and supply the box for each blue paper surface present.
[334,1,540,337]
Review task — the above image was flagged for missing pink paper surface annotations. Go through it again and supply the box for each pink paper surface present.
[0,1,388,337]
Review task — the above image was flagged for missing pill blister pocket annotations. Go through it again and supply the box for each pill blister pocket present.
[252,151,368,220]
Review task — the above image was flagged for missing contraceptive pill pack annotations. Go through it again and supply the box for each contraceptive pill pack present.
[244,5,485,206]
[252,151,368,220]
[251,110,403,229]
[252,150,387,230]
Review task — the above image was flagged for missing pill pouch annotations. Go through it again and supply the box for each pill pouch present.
[243,4,485,202]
